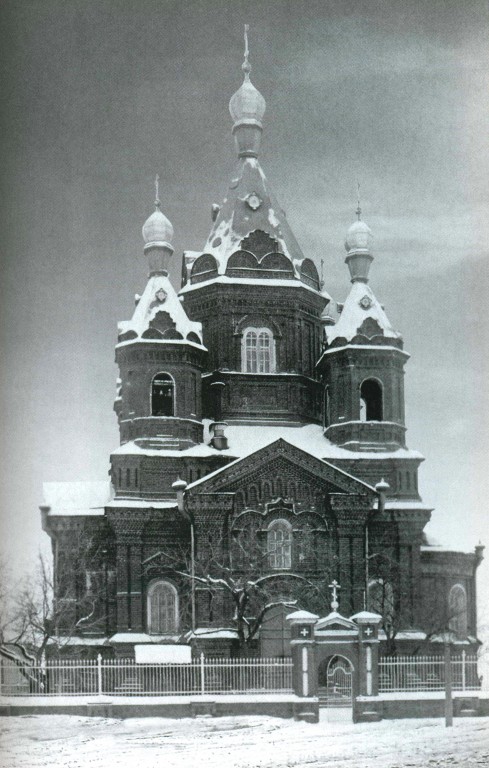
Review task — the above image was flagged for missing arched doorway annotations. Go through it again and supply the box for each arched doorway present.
[318,655,353,708]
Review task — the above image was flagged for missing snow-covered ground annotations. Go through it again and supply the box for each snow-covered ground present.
[0,712,488,768]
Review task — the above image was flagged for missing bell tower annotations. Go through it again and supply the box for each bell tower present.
[110,182,208,499]
[317,208,408,452]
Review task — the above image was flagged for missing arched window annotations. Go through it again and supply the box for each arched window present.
[247,484,259,506]
[268,519,292,569]
[368,579,395,628]
[152,373,174,416]
[448,584,467,637]
[242,328,275,373]
[360,379,383,422]
[262,480,272,500]
[147,580,178,634]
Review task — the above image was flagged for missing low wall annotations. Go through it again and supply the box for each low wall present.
[0,695,319,722]
[354,692,489,722]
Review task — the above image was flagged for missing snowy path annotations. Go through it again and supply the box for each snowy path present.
[0,713,488,768]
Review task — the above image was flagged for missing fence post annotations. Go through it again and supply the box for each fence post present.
[444,640,453,727]
[97,654,103,696]
[462,650,466,692]
[200,653,205,695]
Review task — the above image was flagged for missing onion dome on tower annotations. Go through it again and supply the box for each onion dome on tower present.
[344,202,373,284]
[142,175,174,276]
[317,200,407,452]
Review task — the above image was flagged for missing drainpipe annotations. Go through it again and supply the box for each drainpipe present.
[365,479,390,609]
[172,479,195,632]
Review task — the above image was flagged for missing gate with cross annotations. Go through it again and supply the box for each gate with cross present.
[286,582,383,722]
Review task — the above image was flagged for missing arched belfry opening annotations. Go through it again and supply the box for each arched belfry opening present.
[152,373,174,416]
[360,378,383,422]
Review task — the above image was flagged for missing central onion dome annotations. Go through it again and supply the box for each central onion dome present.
[229,71,266,128]
[228,26,266,158]
[142,201,174,251]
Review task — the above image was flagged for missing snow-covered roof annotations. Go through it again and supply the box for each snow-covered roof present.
[105,499,177,509]
[111,440,225,458]
[114,423,424,463]
[315,612,357,631]
[109,633,181,644]
[118,273,204,346]
[42,481,112,516]
[420,545,476,555]
[217,423,423,462]
[185,628,239,639]
[325,281,402,345]
[203,157,306,272]
[373,500,432,511]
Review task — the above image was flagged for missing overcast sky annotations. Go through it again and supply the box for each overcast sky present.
[1,0,488,612]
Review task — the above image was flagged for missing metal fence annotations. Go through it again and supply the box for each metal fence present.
[379,652,480,692]
[0,655,293,697]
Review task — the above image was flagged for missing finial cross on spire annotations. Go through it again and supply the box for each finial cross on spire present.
[356,180,361,220]
[329,579,341,611]
[155,174,161,208]
[242,24,251,75]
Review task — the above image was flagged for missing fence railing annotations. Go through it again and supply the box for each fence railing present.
[379,652,479,692]
[0,655,293,697]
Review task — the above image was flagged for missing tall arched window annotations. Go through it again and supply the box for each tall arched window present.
[147,580,178,634]
[360,379,383,422]
[152,373,174,416]
[242,328,275,373]
[268,519,292,569]
[448,584,467,637]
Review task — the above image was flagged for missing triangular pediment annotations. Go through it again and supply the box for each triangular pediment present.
[187,438,375,498]
[316,612,358,631]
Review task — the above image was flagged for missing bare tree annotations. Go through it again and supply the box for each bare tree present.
[144,521,329,655]
[1,529,112,662]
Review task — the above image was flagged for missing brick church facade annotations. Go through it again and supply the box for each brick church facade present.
[41,41,483,659]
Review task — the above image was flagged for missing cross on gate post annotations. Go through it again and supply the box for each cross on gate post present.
[328,579,341,611]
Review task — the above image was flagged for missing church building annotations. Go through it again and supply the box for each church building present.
[41,36,483,659]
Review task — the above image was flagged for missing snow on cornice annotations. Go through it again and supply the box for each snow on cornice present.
[179,275,324,296]
[420,545,477,555]
[118,274,203,344]
[325,281,402,345]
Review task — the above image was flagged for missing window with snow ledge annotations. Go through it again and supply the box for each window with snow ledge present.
[448,583,467,637]
[268,519,292,570]
[360,378,383,422]
[147,580,178,634]
[242,327,276,373]
[151,373,174,416]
